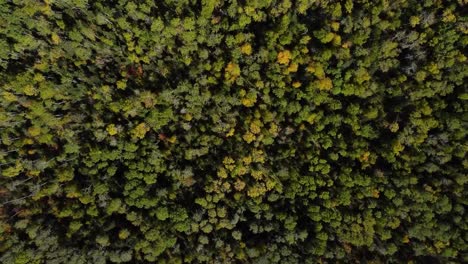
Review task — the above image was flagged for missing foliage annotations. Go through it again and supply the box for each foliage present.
[0,0,466,263]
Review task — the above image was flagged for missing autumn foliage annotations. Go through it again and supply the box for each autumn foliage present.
[0,0,467,263]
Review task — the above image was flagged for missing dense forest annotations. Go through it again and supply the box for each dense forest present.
[0,0,467,263]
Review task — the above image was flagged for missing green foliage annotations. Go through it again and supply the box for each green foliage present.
[0,0,466,263]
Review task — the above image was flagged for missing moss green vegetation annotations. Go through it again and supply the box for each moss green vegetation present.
[0,0,467,263]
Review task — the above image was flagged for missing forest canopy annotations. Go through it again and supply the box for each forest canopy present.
[0,0,467,263]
